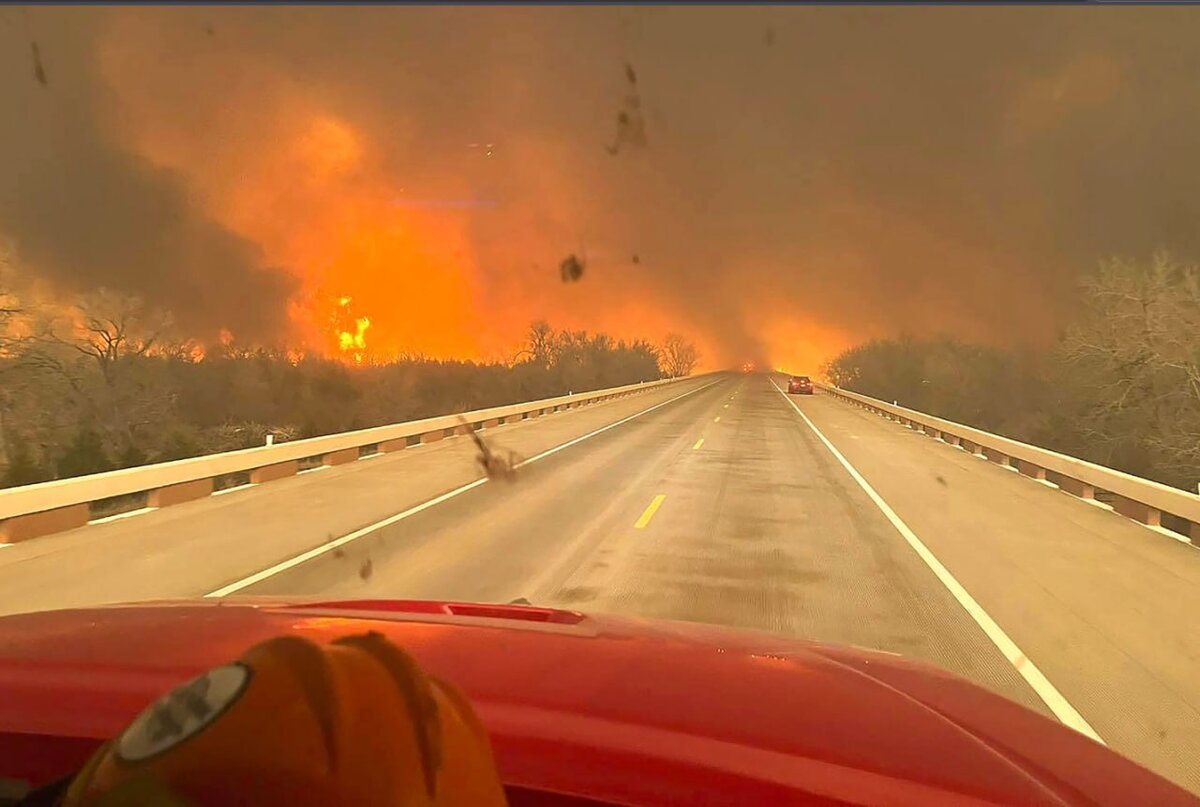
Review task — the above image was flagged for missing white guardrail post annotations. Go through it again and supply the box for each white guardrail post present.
[0,375,696,543]
[813,380,1200,543]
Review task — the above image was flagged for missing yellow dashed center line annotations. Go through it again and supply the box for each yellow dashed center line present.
[635,494,667,529]
[714,416,721,423]
[692,438,705,450]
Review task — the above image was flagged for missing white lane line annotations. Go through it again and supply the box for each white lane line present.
[206,378,724,598]
[89,506,158,525]
[213,483,259,497]
[769,379,1104,743]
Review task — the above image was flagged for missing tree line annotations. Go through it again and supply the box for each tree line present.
[822,253,1200,493]
[0,294,699,487]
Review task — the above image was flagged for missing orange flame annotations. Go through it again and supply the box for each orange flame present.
[339,316,371,363]
[94,44,723,367]
[331,295,370,363]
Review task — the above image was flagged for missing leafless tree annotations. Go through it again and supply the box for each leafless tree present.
[45,290,170,384]
[15,290,179,460]
[0,252,24,357]
[1058,253,1200,484]
[0,276,21,472]
[659,333,698,377]
[519,320,556,367]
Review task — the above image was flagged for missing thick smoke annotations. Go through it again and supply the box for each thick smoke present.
[5,6,1200,366]
[0,8,294,340]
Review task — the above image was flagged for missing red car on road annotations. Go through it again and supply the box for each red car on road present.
[0,599,1193,805]
[788,375,814,394]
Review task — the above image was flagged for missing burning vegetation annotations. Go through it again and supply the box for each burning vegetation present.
[332,296,371,364]
[0,286,694,488]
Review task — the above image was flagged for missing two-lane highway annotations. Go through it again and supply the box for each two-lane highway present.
[226,372,1200,794]
[1,372,1198,793]
[225,372,1053,725]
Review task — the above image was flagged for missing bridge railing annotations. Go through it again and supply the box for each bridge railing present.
[816,382,1200,543]
[0,376,692,543]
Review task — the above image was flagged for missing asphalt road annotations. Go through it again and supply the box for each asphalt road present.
[1,372,1197,793]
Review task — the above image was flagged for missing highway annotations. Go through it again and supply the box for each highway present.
[1,372,1198,794]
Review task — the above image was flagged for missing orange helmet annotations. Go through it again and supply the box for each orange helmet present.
[61,632,508,806]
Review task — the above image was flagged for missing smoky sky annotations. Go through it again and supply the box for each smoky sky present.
[4,6,1200,363]
[0,8,294,340]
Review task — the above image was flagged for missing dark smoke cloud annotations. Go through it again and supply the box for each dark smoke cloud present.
[0,8,294,340]
[5,6,1200,363]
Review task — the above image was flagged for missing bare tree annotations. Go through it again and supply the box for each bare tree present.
[0,275,21,473]
[1058,253,1200,485]
[18,290,179,464]
[659,333,698,377]
[46,290,170,384]
[0,252,23,358]
[521,320,556,367]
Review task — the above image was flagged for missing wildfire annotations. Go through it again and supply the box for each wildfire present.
[94,56,717,365]
[761,317,855,378]
[339,317,371,362]
[334,295,370,364]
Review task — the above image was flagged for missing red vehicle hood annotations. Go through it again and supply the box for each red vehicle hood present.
[0,599,1191,806]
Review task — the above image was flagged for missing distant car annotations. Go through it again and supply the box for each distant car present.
[788,375,814,394]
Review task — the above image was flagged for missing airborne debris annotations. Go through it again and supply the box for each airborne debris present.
[631,254,641,265]
[205,25,215,36]
[325,533,347,559]
[935,475,948,487]
[606,62,647,156]
[765,27,776,47]
[359,557,374,581]
[559,254,586,283]
[30,42,46,86]
[460,417,521,482]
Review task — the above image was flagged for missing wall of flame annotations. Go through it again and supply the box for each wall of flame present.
[85,8,876,373]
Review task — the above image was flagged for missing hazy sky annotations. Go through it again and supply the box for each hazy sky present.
[3,5,1199,368]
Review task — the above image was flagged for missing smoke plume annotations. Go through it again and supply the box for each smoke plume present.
[0,8,294,341]
[4,6,1200,368]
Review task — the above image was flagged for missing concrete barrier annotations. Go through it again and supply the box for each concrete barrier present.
[0,375,693,542]
[148,479,213,508]
[815,381,1200,542]
[321,448,359,467]
[0,503,89,543]
[250,461,298,485]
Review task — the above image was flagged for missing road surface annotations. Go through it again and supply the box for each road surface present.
[1,373,1197,793]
